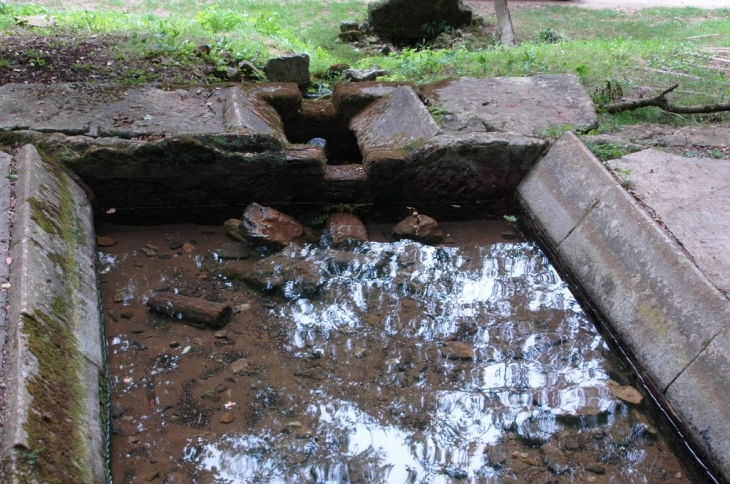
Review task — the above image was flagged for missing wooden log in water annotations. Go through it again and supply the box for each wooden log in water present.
[147,293,232,328]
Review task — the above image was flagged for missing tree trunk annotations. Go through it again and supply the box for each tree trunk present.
[494,0,516,46]
[147,293,232,328]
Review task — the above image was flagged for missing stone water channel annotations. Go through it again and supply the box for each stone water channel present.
[99,217,691,483]
[2,76,726,483]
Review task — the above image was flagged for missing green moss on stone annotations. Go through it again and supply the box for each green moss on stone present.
[14,148,103,482]
[19,307,86,484]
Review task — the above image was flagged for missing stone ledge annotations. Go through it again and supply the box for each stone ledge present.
[517,132,730,483]
[3,145,107,483]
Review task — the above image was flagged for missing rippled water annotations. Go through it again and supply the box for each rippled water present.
[102,223,690,484]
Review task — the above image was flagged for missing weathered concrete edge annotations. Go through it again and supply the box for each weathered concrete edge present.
[0,151,12,456]
[3,145,107,482]
[517,133,730,483]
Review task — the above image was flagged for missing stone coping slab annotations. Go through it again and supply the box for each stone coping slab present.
[612,149,730,296]
[3,145,106,482]
[517,132,730,483]
[429,74,598,136]
[0,83,286,150]
[0,151,11,448]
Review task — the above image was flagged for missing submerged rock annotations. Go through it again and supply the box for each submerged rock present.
[240,203,303,246]
[323,212,368,246]
[224,218,247,242]
[242,245,389,298]
[393,214,443,244]
[540,443,568,474]
[607,380,643,404]
[443,341,474,360]
[263,54,310,90]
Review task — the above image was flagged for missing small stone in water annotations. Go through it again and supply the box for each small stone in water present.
[675,472,682,479]
[140,247,157,257]
[353,347,367,358]
[153,285,170,292]
[121,312,134,319]
[287,421,302,428]
[169,242,183,250]
[443,341,474,360]
[113,288,132,303]
[219,411,235,424]
[108,309,119,322]
[230,359,251,375]
[607,380,643,404]
[563,438,579,451]
[169,341,179,348]
[541,443,568,474]
[97,236,117,247]
[146,243,160,251]
[201,388,220,402]
[182,243,195,253]
[214,331,227,338]
[157,253,172,259]
[130,328,144,334]
[182,346,191,354]
[586,465,606,474]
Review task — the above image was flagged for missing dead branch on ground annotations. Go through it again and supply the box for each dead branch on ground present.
[601,84,730,114]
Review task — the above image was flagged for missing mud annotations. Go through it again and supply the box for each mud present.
[99,219,693,484]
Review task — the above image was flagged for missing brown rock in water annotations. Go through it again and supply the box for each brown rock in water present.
[240,203,303,246]
[541,443,569,474]
[97,236,117,247]
[219,411,236,424]
[443,341,474,360]
[368,0,472,40]
[324,212,368,245]
[393,214,443,244]
[607,380,643,404]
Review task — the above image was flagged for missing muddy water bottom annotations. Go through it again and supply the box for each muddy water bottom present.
[99,220,691,484]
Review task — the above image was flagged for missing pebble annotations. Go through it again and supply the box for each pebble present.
[230,359,251,375]
[540,443,568,474]
[607,380,643,404]
[107,309,119,322]
[200,389,220,403]
[169,242,183,250]
[219,411,235,424]
[140,247,157,257]
[146,243,160,251]
[287,421,302,428]
[214,331,227,339]
[130,328,144,334]
[169,341,179,348]
[443,341,474,360]
[121,312,134,319]
[110,402,125,418]
[182,243,195,253]
[97,236,117,247]
[153,285,170,292]
[564,438,579,451]
[144,470,159,482]
[586,465,606,474]
[158,253,173,259]
[353,347,367,358]
[113,288,132,303]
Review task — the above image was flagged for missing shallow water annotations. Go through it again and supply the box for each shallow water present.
[100,220,692,484]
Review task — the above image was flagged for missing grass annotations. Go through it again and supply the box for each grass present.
[1,0,729,126]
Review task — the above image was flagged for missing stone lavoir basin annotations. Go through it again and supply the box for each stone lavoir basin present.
[1,76,728,484]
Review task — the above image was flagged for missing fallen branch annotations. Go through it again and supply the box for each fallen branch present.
[601,84,730,114]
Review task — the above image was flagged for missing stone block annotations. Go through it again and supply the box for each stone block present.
[402,132,547,203]
[368,0,472,39]
[4,144,106,483]
[666,324,730,481]
[350,86,439,162]
[332,81,419,121]
[263,54,310,90]
[557,184,730,391]
[612,150,730,294]
[429,75,598,136]
[517,132,614,248]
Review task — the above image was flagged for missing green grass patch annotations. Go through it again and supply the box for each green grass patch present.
[1,1,729,126]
